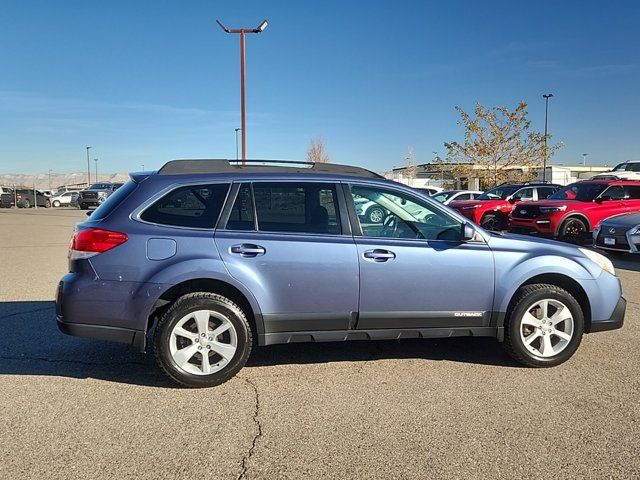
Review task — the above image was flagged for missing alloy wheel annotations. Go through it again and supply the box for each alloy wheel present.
[519,299,574,358]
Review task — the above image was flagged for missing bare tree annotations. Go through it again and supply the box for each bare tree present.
[443,102,562,188]
[403,146,416,186]
[307,137,331,163]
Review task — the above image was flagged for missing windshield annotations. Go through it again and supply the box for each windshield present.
[549,183,608,201]
[612,163,627,172]
[432,191,456,202]
[477,186,519,200]
[89,183,112,190]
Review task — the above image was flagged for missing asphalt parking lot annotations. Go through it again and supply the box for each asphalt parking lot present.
[0,208,639,479]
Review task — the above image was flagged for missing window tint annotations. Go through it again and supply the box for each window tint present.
[537,187,557,199]
[625,186,640,199]
[91,181,138,221]
[350,185,462,241]
[628,163,640,172]
[227,184,255,231]
[140,183,229,228]
[456,193,471,200]
[550,183,607,201]
[515,188,534,200]
[253,183,341,235]
[477,185,519,200]
[602,185,625,200]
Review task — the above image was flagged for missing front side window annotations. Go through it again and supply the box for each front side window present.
[514,187,534,201]
[601,185,626,200]
[140,183,230,228]
[350,185,462,241]
[477,185,519,200]
[252,182,341,235]
[537,187,557,199]
[612,163,628,172]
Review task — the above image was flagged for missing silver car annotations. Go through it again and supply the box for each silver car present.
[594,212,640,254]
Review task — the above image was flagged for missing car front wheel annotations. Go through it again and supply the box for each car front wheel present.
[52,200,61,207]
[153,292,253,388]
[503,284,584,367]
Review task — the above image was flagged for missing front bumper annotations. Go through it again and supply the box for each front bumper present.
[509,217,557,236]
[57,315,146,351]
[589,296,626,333]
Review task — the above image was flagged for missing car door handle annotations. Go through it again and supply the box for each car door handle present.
[230,243,266,257]
[363,249,396,262]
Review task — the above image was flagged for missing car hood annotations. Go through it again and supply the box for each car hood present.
[600,212,640,228]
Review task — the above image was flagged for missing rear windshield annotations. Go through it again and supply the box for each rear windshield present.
[549,183,608,201]
[477,186,518,200]
[90,180,137,221]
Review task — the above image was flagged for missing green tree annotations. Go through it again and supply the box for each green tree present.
[443,102,561,188]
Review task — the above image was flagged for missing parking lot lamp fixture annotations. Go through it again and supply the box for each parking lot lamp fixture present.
[542,94,553,182]
[86,146,92,185]
[216,19,269,163]
[582,153,589,166]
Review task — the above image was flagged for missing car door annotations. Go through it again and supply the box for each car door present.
[624,185,640,212]
[215,181,359,335]
[592,185,628,225]
[345,183,495,330]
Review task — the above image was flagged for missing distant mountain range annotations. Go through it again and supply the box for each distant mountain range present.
[0,172,130,190]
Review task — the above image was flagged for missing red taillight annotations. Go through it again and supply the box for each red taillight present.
[71,228,128,253]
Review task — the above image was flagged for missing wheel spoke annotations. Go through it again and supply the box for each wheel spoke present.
[550,306,572,326]
[522,312,542,328]
[210,341,236,361]
[210,321,232,338]
[201,352,212,374]
[554,330,572,342]
[173,326,195,339]
[172,344,199,368]
[540,300,549,319]
[193,311,210,336]
[524,330,541,346]
[540,334,555,356]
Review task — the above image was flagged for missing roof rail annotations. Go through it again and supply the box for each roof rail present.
[157,159,384,179]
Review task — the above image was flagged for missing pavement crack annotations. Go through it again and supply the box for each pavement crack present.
[237,376,263,480]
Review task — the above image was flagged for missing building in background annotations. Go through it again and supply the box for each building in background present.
[386,163,612,190]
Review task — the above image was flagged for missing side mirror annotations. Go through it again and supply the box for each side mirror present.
[463,223,476,241]
[594,197,605,203]
[508,196,519,204]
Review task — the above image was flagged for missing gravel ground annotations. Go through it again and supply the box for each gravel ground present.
[0,208,638,479]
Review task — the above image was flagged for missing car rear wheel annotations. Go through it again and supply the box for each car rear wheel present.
[22,199,31,208]
[480,212,506,231]
[559,217,588,244]
[154,292,253,388]
[503,284,584,367]
[44,199,51,208]
[366,206,385,224]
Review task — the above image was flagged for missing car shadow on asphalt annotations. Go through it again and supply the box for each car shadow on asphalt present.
[610,255,640,273]
[0,301,520,388]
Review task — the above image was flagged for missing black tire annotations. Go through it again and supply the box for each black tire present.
[52,200,61,207]
[366,206,386,224]
[480,212,506,231]
[559,217,588,244]
[79,204,88,210]
[153,292,253,388]
[22,199,31,208]
[44,199,51,208]
[503,284,584,367]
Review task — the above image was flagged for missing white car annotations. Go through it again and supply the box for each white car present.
[51,191,78,207]
[413,186,443,196]
[431,190,483,205]
[591,160,640,180]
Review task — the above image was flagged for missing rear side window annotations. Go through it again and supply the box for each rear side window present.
[252,182,342,235]
[537,187,557,199]
[90,181,138,221]
[141,183,230,228]
[625,186,640,199]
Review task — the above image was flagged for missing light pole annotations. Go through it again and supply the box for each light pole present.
[94,158,98,182]
[235,128,241,161]
[582,153,589,166]
[48,169,52,192]
[217,19,269,163]
[85,146,92,185]
[542,94,553,182]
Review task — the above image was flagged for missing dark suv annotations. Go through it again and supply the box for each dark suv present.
[77,182,124,210]
[56,160,625,387]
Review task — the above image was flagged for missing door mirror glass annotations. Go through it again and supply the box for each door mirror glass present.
[463,223,476,241]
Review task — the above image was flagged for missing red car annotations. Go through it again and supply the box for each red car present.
[509,179,640,242]
[449,182,560,231]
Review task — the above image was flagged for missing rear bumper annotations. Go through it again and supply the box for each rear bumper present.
[57,315,146,351]
[589,296,626,333]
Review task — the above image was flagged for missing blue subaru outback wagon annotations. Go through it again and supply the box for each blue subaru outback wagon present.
[56,159,626,387]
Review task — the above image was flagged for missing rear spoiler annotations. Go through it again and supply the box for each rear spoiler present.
[129,171,155,184]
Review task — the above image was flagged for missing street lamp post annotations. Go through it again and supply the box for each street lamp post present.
[94,158,98,182]
[542,94,553,182]
[217,19,269,163]
[86,146,92,185]
[235,128,241,161]
[48,169,52,192]
[582,153,589,166]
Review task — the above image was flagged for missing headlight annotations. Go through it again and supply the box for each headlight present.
[629,225,640,236]
[540,205,567,214]
[579,248,615,275]
[461,205,480,210]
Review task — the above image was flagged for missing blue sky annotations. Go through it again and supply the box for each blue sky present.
[1,0,639,174]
